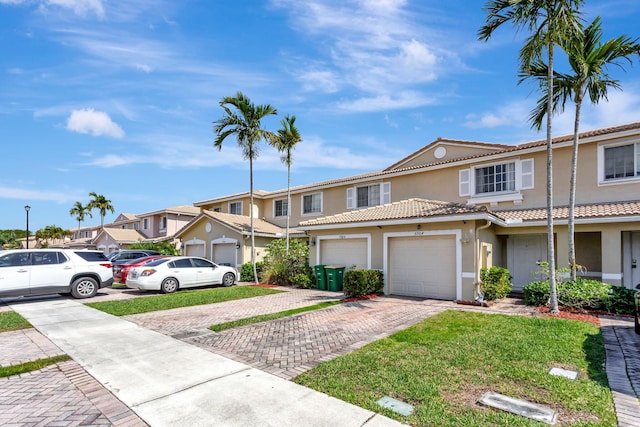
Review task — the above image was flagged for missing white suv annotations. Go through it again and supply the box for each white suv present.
[0,249,114,299]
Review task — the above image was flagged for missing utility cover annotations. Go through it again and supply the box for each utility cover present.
[377,396,414,416]
[479,392,557,425]
[549,367,578,380]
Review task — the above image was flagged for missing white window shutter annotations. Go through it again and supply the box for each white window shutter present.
[346,187,355,209]
[520,158,534,189]
[381,182,391,205]
[459,169,470,196]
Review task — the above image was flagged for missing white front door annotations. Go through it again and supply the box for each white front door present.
[508,234,547,290]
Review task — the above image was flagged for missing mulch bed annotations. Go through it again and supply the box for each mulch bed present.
[249,284,280,288]
[342,294,378,303]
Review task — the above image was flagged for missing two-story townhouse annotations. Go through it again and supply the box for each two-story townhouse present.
[178,121,640,298]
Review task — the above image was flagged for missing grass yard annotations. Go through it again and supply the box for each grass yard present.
[86,286,283,316]
[0,355,71,378]
[295,310,615,426]
[0,311,31,332]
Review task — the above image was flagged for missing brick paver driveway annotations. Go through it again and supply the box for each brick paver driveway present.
[124,288,533,380]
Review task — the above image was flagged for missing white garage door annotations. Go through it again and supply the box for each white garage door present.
[320,238,367,269]
[388,235,456,299]
[185,244,205,257]
[213,243,236,266]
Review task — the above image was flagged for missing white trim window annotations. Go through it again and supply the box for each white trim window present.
[602,142,640,181]
[160,216,167,230]
[133,223,139,230]
[302,193,322,215]
[347,182,391,209]
[229,201,242,215]
[459,158,533,205]
[212,207,221,213]
[274,199,289,217]
[143,218,150,230]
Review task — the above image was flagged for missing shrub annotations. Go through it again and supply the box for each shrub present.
[558,278,610,310]
[261,238,310,286]
[479,266,512,301]
[130,240,180,255]
[602,285,636,314]
[240,261,264,282]
[291,272,314,289]
[523,281,550,306]
[343,270,384,297]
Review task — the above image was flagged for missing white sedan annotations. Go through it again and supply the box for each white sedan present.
[125,256,237,293]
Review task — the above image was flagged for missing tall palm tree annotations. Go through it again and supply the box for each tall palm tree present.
[522,17,640,281]
[270,115,302,254]
[87,192,115,229]
[69,201,93,237]
[214,92,277,284]
[479,0,583,313]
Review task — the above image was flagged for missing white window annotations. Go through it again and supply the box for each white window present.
[229,202,242,215]
[604,142,640,180]
[459,159,533,205]
[302,193,322,215]
[143,218,149,230]
[475,163,516,194]
[346,182,390,209]
[160,216,167,230]
[133,223,139,230]
[212,207,221,213]
[274,199,289,217]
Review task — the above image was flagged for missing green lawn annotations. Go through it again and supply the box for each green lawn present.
[0,355,71,378]
[295,310,615,426]
[210,300,342,332]
[86,286,283,316]
[0,311,31,332]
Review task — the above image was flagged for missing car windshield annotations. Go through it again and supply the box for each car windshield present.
[145,258,171,267]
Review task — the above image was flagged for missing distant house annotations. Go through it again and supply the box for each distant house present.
[182,122,640,300]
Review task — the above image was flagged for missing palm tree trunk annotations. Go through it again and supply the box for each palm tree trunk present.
[568,97,582,282]
[546,42,558,313]
[250,156,258,284]
[286,163,291,255]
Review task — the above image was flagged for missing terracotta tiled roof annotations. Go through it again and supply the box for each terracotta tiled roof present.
[300,198,489,226]
[493,201,640,222]
[201,210,303,236]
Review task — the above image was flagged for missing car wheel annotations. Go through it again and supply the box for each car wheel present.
[71,277,98,299]
[222,272,235,287]
[161,277,179,293]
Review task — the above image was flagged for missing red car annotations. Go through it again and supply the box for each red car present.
[113,255,168,284]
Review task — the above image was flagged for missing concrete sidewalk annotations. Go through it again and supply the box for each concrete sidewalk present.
[6,297,404,427]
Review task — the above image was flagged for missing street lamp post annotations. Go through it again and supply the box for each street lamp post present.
[24,205,30,249]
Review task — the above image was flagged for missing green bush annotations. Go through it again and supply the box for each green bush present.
[130,240,180,255]
[343,270,384,297]
[240,262,264,282]
[260,239,310,286]
[479,266,512,301]
[523,281,550,306]
[602,285,636,314]
[291,272,314,289]
[558,278,610,310]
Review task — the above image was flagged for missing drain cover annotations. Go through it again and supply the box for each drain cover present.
[479,392,557,425]
[377,396,414,416]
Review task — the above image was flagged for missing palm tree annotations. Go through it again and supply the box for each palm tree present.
[69,201,93,237]
[214,92,277,284]
[479,0,583,313]
[270,115,302,254]
[87,192,115,229]
[521,17,640,281]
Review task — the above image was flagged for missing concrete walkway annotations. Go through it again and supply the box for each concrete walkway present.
[5,297,404,427]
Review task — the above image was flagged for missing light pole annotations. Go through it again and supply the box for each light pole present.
[24,205,30,249]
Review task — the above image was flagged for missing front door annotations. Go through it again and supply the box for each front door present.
[508,234,547,291]
[631,232,640,288]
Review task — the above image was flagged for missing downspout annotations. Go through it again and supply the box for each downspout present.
[475,220,492,301]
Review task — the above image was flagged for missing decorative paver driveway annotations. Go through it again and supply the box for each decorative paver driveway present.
[123,289,534,380]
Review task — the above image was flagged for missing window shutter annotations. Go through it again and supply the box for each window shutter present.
[459,169,470,196]
[346,187,355,209]
[520,159,534,189]
[381,182,391,205]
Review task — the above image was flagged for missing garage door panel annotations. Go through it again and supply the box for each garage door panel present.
[213,243,235,266]
[320,239,367,269]
[389,235,456,300]
[185,245,205,257]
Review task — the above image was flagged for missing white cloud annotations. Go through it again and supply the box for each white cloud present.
[66,108,125,138]
[0,185,81,203]
[44,0,105,18]
[336,91,436,113]
[464,100,531,129]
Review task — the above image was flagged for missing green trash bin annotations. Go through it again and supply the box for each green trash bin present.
[325,266,345,292]
[313,265,327,290]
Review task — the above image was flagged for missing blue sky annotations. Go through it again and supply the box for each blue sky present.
[2,0,640,232]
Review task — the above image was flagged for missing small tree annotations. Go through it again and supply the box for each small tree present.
[261,238,311,286]
[129,240,180,255]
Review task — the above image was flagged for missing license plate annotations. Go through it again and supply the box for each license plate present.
[129,271,138,279]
